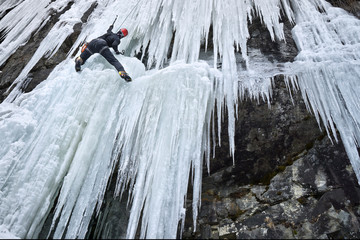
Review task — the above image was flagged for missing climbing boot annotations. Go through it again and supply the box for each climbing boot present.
[119,71,132,82]
[75,57,82,72]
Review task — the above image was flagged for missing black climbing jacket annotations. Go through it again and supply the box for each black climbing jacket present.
[79,25,125,72]
[98,25,121,54]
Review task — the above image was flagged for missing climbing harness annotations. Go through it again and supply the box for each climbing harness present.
[81,42,88,53]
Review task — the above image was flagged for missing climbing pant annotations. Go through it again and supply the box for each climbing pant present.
[79,38,125,72]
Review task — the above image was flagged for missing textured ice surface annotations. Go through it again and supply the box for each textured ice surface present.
[0,54,146,238]
[0,0,359,238]
[0,225,20,239]
[288,0,360,180]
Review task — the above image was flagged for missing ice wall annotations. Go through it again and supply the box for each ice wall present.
[0,55,143,238]
[0,55,217,239]
[288,0,360,180]
[0,0,359,239]
[113,0,296,156]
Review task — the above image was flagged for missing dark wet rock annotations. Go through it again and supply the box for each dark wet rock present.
[327,0,360,18]
[181,9,360,238]
[184,80,360,238]
[247,16,298,63]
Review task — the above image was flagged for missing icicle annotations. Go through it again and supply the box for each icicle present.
[289,0,360,183]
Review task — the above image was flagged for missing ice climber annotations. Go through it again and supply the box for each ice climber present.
[74,25,132,82]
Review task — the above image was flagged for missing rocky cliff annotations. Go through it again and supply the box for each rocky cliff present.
[183,78,360,239]
[181,4,360,238]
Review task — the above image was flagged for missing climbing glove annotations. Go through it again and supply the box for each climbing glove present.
[119,71,132,82]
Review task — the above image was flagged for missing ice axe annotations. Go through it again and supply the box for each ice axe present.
[111,15,118,26]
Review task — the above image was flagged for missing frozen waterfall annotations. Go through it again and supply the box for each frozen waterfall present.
[0,0,360,238]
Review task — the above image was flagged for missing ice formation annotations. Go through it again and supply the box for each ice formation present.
[0,0,359,239]
[288,0,360,181]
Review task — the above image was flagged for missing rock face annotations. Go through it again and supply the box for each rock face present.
[92,78,360,239]
[181,8,360,240]
[182,79,360,239]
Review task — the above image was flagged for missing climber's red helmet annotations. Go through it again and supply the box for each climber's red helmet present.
[118,28,128,38]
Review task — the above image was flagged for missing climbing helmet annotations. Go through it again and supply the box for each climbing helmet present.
[118,28,128,38]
